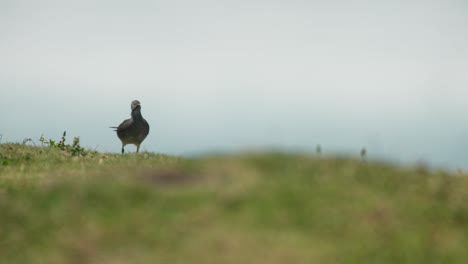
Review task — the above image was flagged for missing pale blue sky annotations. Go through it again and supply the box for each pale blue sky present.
[1,0,468,168]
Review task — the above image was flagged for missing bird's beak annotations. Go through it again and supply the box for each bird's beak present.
[132,103,141,111]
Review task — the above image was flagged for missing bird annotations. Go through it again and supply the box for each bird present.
[111,100,150,154]
[360,147,367,159]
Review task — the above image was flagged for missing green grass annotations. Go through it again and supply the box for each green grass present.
[1,143,468,263]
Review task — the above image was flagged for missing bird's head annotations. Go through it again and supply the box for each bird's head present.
[131,100,141,112]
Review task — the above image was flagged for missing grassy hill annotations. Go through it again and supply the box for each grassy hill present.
[1,143,468,263]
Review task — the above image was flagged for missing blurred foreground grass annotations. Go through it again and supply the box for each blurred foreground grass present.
[1,143,468,263]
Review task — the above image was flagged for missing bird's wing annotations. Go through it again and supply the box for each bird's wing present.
[116,118,133,136]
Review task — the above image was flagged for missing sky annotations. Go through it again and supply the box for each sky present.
[1,0,468,169]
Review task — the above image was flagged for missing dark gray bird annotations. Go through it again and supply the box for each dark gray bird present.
[111,100,150,154]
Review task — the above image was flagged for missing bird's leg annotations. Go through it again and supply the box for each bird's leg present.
[121,145,125,155]
[136,144,140,153]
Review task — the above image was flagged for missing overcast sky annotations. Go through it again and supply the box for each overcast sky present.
[1,0,468,168]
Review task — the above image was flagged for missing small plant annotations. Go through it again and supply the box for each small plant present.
[71,136,86,156]
[22,138,36,146]
[39,131,89,156]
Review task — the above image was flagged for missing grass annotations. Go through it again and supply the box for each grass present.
[1,143,468,263]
